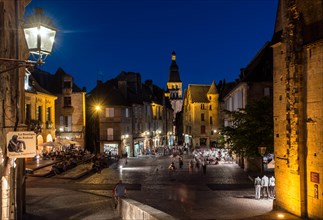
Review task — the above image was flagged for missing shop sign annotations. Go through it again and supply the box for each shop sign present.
[310,172,320,184]
[7,131,36,158]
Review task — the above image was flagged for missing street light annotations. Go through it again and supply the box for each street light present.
[0,8,56,73]
[94,105,102,154]
[23,8,56,65]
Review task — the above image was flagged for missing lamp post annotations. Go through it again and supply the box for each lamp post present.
[258,144,267,175]
[0,7,56,220]
[94,105,101,154]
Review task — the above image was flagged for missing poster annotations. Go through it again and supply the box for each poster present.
[7,131,36,158]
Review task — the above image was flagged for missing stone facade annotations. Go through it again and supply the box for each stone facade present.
[272,0,323,218]
[86,72,173,157]
[183,82,220,148]
[0,0,32,219]
[165,51,183,144]
[25,74,57,152]
[32,68,87,148]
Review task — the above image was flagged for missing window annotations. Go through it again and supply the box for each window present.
[201,113,205,121]
[64,116,68,127]
[201,125,206,134]
[107,128,113,140]
[36,106,42,121]
[264,87,270,96]
[105,108,114,117]
[64,96,72,106]
[63,80,72,89]
[210,116,213,125]
[125,108,129,117]
[46,107,51,121]
[209,105,212,110]
[60,115,72,132]
[201,104,205,109]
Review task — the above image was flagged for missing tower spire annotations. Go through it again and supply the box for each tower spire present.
[172,51,176,61]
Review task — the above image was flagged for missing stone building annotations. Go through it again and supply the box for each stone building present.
[86,71,173,157]
[0,0,32,219]
[219,41,273,170]
[32,67,86,148]
[183,82,220,148]
[165,51,183,145]
[25,73,57,152]
[165,51,183,117]
[221,41,273,128]
[272,0,323,218]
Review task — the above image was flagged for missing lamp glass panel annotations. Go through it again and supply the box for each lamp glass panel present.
[24,27,38,50]
[39,26,56,53]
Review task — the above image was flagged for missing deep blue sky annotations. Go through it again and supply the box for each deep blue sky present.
[25,0,278,91]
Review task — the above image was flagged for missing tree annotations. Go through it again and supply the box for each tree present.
[221,96,273,157]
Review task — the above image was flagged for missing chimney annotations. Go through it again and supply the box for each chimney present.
[118,80,127,99]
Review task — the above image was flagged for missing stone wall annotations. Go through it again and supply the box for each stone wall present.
[119,198,178,220]
[272,0,323,218]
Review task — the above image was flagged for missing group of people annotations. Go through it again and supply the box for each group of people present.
[254,174,275,200]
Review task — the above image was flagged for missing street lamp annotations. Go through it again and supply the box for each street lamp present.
[23,8,56,65]
[0,8,56,73]
[94,105,102,154]
[258,144,267,174]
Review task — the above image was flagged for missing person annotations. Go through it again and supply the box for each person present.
[202,160,207,175]
[178,156,183,169]
[188,160,194,173]
[7,135,26,153]
[125,151,128,165]
[269,175,275,199]
[261,175,269,199]
[113,180,127,209]
[168,161,176,171]
[254,176,262,200]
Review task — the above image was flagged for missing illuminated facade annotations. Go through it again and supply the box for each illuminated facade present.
[0,1,32,218]
[165,51,183,144]
[24,74,57,152]
[166,51,183,116]
[272,0,323,218]
[86,72,173,157]
[32,67,87,148]
[183,82,219,148]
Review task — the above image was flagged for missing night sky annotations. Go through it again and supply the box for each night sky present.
[25,0,278,92]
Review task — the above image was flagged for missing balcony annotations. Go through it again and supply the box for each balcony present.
[26,119,43,133]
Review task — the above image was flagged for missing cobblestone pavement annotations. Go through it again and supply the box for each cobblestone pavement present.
[79,155,300,220]
[25,155,301,220]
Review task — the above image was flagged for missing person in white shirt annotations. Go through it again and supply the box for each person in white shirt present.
[269,176,275,199]
[254,176,262,200]
[261,175,269,199]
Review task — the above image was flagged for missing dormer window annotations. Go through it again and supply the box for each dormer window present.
[64,96,72,106]
[64,80,72,89]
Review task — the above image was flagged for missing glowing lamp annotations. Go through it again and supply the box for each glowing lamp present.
[24,8,56,64]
